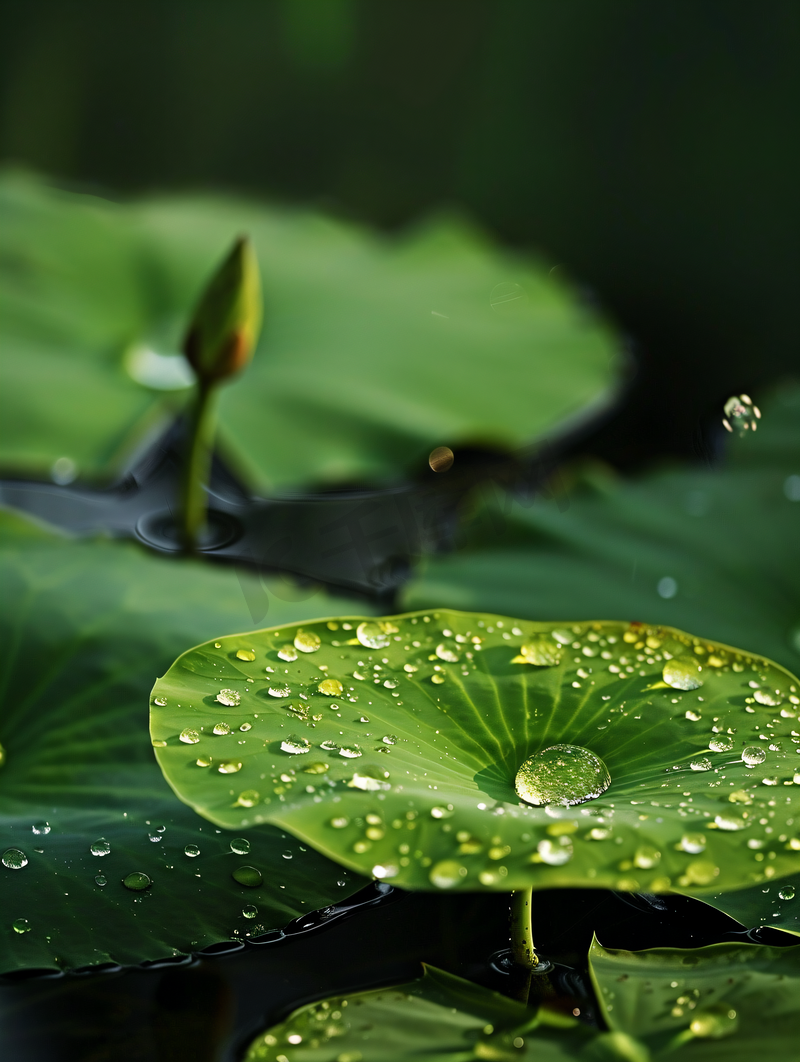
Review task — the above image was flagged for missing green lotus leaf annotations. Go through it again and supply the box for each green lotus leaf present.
[0,510,368,974]
[589,936,800,1059]
[242,962,616,1062]
[0,170,619,488]
[698,875,800,938]
[153,609,800,896]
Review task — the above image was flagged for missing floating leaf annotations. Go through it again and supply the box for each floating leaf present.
[0,171,619,488]
[242,963,607,1061]
[154,610,800,896]
[590,936,800,1058]
[0,511,367,974]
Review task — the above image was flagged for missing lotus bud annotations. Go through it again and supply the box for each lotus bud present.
[183,236,262,385]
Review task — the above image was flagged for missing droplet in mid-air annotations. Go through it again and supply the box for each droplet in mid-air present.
[236,649,256,662]
[180,728,200,744]
[662,659,703,691]
[232,866,262,887]
[709,735,734,753]
[318,679,344,696]
[512,637,563,667]
[356,621,395,650]
[742,746,766,767]
[12,918,30,934]
[1,849,28,870]
[515,745,611,806]
[90,839,111,857]
[216,689,240,707]
[31,822,50,836]
[123,872,151,892]
[231,838,251,855]
[722,393,760,436]
[294,630,321,653]
[428,446,454,473]
[184,844,200,858]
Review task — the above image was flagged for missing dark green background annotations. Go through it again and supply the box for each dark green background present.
[1,0,797,467]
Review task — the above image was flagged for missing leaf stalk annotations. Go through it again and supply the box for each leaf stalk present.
[178,379,217,552]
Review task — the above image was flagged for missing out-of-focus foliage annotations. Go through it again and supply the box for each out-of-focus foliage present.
[0,172,619,489]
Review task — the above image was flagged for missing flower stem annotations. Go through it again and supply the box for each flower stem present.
[510,886,538,1004]
[179,380,217,552]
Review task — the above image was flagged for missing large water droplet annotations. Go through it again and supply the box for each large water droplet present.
[90,839,111,857]
[294,630,321,654]
[237,789,259,807]
[680,832,706,854]
[216,689,240,707]
[742,746,766,767]
[318,679,344,696]
[281,737,311,755]
[709,735,734,753]
[232,866,262,887]
[537,838,573,865]
[513,638,562,667]
[338,745,363,759]
[123,872,151,891]
[633,845,661,869]
[754,690,782,707]
[690,758,712,772]
[278,646,298,662]
[515,745,611,806]
[12,918,31,934]
[357,621,394,650]
[242,904,258,919]
[429,859,468,888]
[714,814,746,831]
[218,760,242,774]
[436,644,459,663]
[180,728,200,744]
[184,844,200,858]
[663,658,703,691]
[231,838,251,855]
[31,822,50,836]
[431,673,445,685]
[1,848,28,870]
[268,685,291,699]
[779,886,796,900]
[212,722,231,736]
[236,649,256,662]
[347,767,390,791]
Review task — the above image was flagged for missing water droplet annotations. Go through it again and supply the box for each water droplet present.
[152,739,167,747]
[403,664,418,673]
[294,630,321,653]
[90,839,111,857]
[184,845,200,858]
[154,696,167,707]
[436,644,459,663]
[236,649,256,662]
[657,576,678,599]
[690,758,712,772]
[216,689,240,707]
[230,838,251,855]
[239,722,251,732]
[282,850,293,860]
[490,280,528,313]
[278,646,298,662]
[95,874,107,886]
[513,638,562,667]
[431,673,445,685]
[373,863,398,879]
[237,790,260,807]
[429,446,454,472]
[180,728,200,744]
[429,859,468,888]
[690,1005,738,1038]
[218,760,242,774]
[714,814,747,831]
[381,735,397,745]
[212,722,231,736]
[754,690,782,707]
[383,679,398,689]
[515,745,611,806]
[148,832,162,843]
[12,918,30,934]
[232,866,262,887]
[123,872,151,891]
[242,904,258,919]
[31,822,50,836]
[339,745,363,759]
[779,886,796,900]
[318,679,344,696]
[680,832,706,854]
[356,621,394,650]
[634,845,661,869]
[742,746,766,767]
[685,710,702,722]
[196,755,213,767]
[319,739,340,752]
[722,393,760,436]
[663,658,703,691]
[1,848,28,871]
[302,761,329,775]
[709,735,734,753]
[347,767,390,791]
[281,737,311,755]
[269,685,291,698]
[330,816,350,829]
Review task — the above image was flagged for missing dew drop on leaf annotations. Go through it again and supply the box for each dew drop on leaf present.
[218,760,242,774]
[690,758,712,772]
[680,832,706,854]
[429,859,468,888]
[281,737,311,755]
[742,746,766,767]
[212,722,231,736]
[216,689,240,707]
[196,755,213,767]
[278,646,298,662]
[779,886,796,900]
[436,644,459,663]
[12,918,30,934]
[90,839,111,857]
[513,638,562,667]
[318,679,344,696]
[754,690,782,707]
[230,838,251,855]
[302,761,330,775]
[515,744,611,806]
[242,905,258,919]
[153,696,167,707]
[31,822,50,836]
[269,686,291,699]
[690,1005,738,1038]
[338,745,363,759]
[180,728,200,744]
[95,874,107,886]
[633,845,661,869]
[236,649,256,662]
[709,735,734,753]
[236,790,259,807]
[122,872,151,891]
[294,630,321,653]
[537,838,573,865]
[431,673,445,685]
[663,658,703,690]
[184,845,200,858]
[356,621,392,650]
[1,848,28,870]
[232,866,262,887]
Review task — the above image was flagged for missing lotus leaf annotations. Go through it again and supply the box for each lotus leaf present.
[153,610,800,897]
[0,510,367,974]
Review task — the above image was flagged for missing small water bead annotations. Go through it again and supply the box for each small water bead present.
[281,737,311,755]
[318,679,343,696]
[12,918,31,934]
[239,722,251,732]
[330,817,349,829]
[435,644,459,663]
[356,621,396,650]
[383,679,398,689]
[403,664,418,673]
[685,710,702,722]
[381,735,397,745]
[242,905,259,919]
[722,393,760,436]
[184,845,201,858]
[714,814,747,831]
[633,845,661,869]
[754,689,782,707]
[212,722,231,736]
[123,872,151,891]
[237,790,260,807]
[95,874,107,886]
[294,630,321,654]
[180,728,200,744]
[680,832,707,854]
[515,745,611,807]
[709,735,734,753]
[218,760,242,774]
[742,746,766,767]
[196,755,213,767]
[690,758,712,772]
[282,850,293,860]
[348,767,390,791]
[231,838,251,855]
[537,838,573,865]
[148,833,162,843]
[216,689,240,707]
[663,658,703,691]
[512,638,563,667]
[1,848,28,870]
[232,866,262,887]
[277,646,298,662]
[302,761,330,775]
[431,673,445,685]
[236,649,256,662]
[429,859,468,888]
[339,745,362,759]
[90,839,111,857]
[268,685,291,698]
[31,822,50,836]
[153,696,167,707]
[319,739,340,751]
[779,886,796,901]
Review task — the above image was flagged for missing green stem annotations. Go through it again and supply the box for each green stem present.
[510,886,538,1003]
[179,380,217,552]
